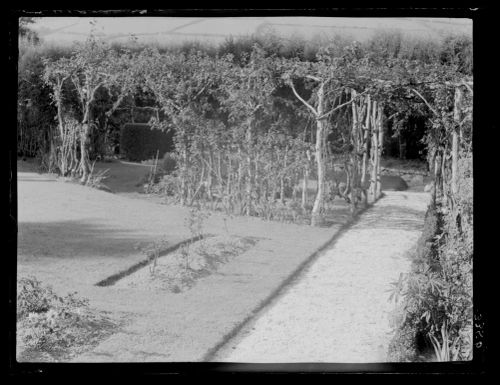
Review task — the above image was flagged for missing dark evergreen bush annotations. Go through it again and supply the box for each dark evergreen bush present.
[119,123,174,161]
[160,152,177,174]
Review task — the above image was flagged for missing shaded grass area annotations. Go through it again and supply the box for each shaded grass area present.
[380,157,429,172]
[92,160,151,194]
[19,220,146,260]
[17,158,43,173]
[17,158,152,194]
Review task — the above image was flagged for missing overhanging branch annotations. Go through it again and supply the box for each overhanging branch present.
[317,89,369,120]
[410,88,439,117]
[289,79,318,117]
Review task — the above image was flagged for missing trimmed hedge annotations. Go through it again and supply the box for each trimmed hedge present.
[119,123,175,161]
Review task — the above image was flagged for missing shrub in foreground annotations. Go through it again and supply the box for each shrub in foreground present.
[388,152,473,362]
[17,277,118,361]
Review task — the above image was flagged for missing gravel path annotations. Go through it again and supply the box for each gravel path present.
[211,191,430,363]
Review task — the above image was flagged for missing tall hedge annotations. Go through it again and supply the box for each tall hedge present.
[119,123,174,161]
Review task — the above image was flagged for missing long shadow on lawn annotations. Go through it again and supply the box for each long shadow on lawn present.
[18,219,153,259]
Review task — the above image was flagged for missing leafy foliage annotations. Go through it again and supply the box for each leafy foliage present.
[388,148,473,362]
[17,41,57,157]
[17,277,117,360]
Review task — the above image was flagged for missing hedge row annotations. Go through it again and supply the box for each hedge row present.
[119,123,174,161]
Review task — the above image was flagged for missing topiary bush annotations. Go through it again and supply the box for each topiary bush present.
[119,123,174,162]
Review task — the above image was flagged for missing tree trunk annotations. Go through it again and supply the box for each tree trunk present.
[79,123,91,183]
[245,122,253,216]
[226,156,232,197]
[207,149,213,200]
[280,146,288,204]
[180,134,189,206]
[361,95,371,206]
[54,87,68,176]
[434,150,442,204]
[441,145,448,206]
[79,102,96,184]
[369,101,379,201]
[254,155,260,202]
[376,104,384,199]
[302,167,309,210]
[451,86,463,199]
[237,144,243,192]
[311,84,326,227]
[350,89,359,214]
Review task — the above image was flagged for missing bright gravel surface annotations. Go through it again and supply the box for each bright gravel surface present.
[211,190,430,363]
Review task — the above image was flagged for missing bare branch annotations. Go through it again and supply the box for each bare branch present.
[91,81,106,97]
[318,89,369,120]
[105,92,128,118]
[289,79,318,117]
[155,91,181,113]
[167,99,182,112]
[410,88,439,117]
[387,112,400,121]
[190,83,209,103]
[134,106,160,111]
[305,75,322,82]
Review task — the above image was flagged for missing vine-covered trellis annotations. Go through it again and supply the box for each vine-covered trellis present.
[39,38,472,228]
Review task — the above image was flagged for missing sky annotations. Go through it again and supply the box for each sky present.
[30,17,472,46]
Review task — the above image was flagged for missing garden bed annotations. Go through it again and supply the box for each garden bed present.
[113,235,259,293]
